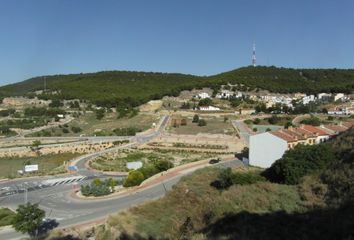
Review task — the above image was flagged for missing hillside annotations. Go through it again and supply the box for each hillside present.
[1,66,354,107]
[210,66,354,93]
[89,128,354,240]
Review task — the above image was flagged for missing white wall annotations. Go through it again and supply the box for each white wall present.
[249,132,288,168]
[316,135,330,144]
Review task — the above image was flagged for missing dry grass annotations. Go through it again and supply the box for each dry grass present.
[168,117,235,135]
[106,167,308,239]
[0,152,82,178]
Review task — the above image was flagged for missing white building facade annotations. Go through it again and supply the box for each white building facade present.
[249,132,288,168]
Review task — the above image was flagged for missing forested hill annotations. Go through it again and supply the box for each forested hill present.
[0,66,354,107]
[0,71,208,107]
[209,66,354,93]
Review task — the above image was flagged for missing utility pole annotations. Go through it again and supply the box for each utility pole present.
[162,181,167,193]
[24,187,28,204]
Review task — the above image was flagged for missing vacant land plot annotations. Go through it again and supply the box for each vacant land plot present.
[90,149,218,172]
[107,167,306,239]
[0,208,15,227]
[0,153,82,178]
[29,112,159,137]
[167,116,236,135]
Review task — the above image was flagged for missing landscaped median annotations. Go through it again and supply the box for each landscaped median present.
[73,156,237,200]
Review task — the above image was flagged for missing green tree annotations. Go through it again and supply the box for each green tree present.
[12,203,45,237]
[32,140,41,148]
[92,178,102,187]
[198,98,212,106]
[95,108,105,120]
[154,160,174,172]
[192,114,199,123]
[123,170,145,187]
[49,99,63,108]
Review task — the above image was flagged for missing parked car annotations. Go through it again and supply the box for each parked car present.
[209,159,220,164]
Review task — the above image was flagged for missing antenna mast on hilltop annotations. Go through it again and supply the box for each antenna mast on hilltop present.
[252,42,256,67]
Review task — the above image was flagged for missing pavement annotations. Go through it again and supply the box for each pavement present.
[232,120,253,146]
[0,114,245,240]
[0,158,243,240]
[0,114,171,239]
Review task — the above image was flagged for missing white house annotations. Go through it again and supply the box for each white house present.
[249,132,288,168]
[334,93,345,102]
[199,106,220,111]
[216,90,233,99]
[302,95,315,105]
[317,93,332,101]
[195,92,210,99]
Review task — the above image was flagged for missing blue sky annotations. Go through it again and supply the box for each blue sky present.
[1,0,354,84]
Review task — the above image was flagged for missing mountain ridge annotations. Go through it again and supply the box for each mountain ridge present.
[1,66,353,107]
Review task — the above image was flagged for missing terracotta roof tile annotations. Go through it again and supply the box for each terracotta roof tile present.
[301,125,329,136]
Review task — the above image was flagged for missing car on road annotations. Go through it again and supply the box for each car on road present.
[209,159,220,164]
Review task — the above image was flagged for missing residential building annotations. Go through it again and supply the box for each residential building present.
[249,123,353,168]
[199,106,220,111]
[249,132,288,168]
[334,93,345,102]
[317,93,332,101]
[195,92,210,99]
[302,95,315,105]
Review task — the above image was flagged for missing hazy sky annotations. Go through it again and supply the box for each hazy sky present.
[1,0,354,84]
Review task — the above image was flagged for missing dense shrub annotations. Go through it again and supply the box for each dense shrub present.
[81,178,117,197]
[192,114,199,123]
[198,119,207,127]
[123,170,145,187]
[300,116,321,126]
[71,126,82,133]
[211,168,265,190]
[263,144,336,185]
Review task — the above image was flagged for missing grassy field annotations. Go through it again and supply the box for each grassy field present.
[105,167,307,239]
[168,116,236,135]
[0,208,15,227]
[29,112,159,137]
[90,149,217,172]
[0,153,82,179]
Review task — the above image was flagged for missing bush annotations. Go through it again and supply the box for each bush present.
[198,119,207,127]
[95,108,105,120]
[210,168,234,190]
[62,128,69,134]
[253,118,261,124]
[71,126,82,133]
[232,172,265,185]
[192,114,199,123]
[300,116,321,126]
[123,170,145,187]
[211,168,265,190]
[263,144,336,185]
[140,165,159,179]
[198,98,212,106]
[268,115,280,125]
[154,159,174,172]
[81,178,117,197]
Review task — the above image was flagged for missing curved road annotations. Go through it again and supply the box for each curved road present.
[0,115,172,239]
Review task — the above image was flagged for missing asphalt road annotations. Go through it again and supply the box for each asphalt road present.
[0,159,242,240]
[0,114,244,239]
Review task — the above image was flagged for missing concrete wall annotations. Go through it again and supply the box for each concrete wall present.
[249,132,288,168]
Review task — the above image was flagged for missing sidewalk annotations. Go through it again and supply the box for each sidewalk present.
[72,157,236,201]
